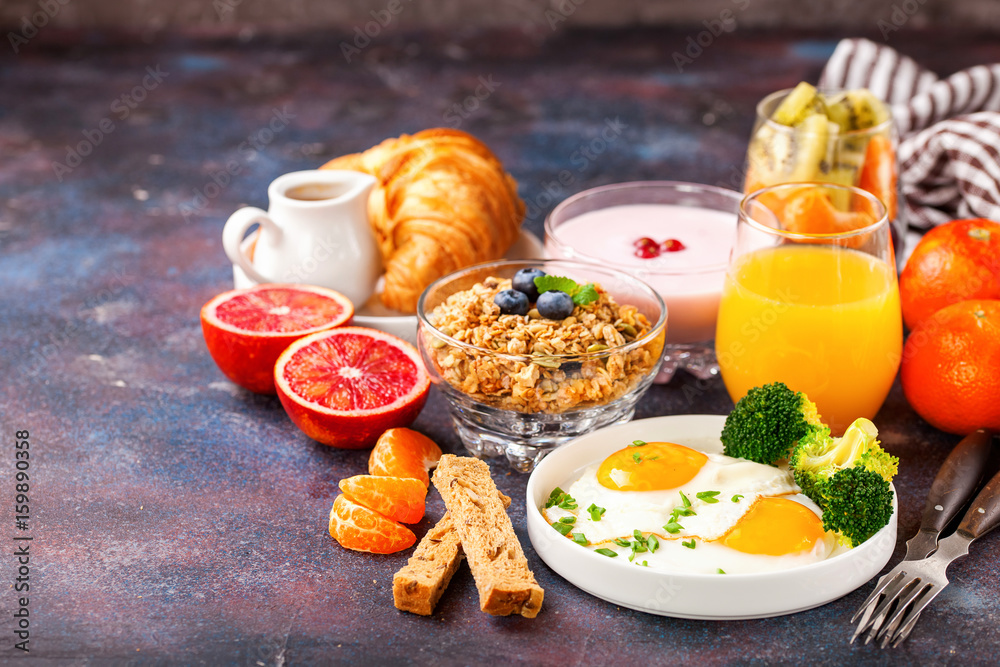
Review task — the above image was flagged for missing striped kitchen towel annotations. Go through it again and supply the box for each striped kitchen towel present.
[819,38,1000,227]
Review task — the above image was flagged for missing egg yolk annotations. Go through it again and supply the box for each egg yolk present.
[721,497,827,556]
[597,442,708,491]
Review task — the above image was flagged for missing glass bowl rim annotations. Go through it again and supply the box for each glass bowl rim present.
[755,87,894,137]
[544,180,743,276]
[415,258,668,362]
[740,182,889,241]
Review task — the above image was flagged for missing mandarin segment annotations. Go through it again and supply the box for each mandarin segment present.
[781,189,871,236]
[368,428,443,487]
[329,494,417,554]
[338,475,426,524]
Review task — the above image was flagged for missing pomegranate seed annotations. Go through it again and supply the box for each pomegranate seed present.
[661,239,686,252]
[633,237,658,248]
[634,245,660,259]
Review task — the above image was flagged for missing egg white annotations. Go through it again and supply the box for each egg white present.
[541,448,840,574]
[590,497,842,574]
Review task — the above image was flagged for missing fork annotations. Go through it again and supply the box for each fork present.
[861,439,1000,647]
[850,428,995,644]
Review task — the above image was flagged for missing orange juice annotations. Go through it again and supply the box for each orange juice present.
[716,245,902,433]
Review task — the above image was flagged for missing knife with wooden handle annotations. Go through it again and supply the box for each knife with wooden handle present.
[905,428,995,560]
[851,428,994,636]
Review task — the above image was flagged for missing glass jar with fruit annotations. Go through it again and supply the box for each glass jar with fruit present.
[744,82,904,263]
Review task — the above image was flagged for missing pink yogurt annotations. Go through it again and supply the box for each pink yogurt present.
[546,203,737,344]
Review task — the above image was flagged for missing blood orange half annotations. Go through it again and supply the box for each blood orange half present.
[200,284,354,394]
[274,327,430,449]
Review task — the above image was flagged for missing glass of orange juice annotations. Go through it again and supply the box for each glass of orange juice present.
[715,183,902,434]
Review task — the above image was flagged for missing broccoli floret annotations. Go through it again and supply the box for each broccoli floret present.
[720,382,825,465]
[810,466,894,547]
[790,417,898,547]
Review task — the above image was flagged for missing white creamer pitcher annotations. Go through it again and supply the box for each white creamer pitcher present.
[223,169,380,306]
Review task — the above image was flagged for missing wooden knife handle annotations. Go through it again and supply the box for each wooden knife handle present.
[921,429,994,535]
[957,436,1000,541]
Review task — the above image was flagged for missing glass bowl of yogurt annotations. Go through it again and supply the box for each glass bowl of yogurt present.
[545,181,741,383]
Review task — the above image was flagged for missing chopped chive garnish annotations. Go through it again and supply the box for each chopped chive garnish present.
[613,537,631,547]
[629,440,647,447]
[642,560,649,567]
[662,521,682,534]
[546,487,578,510]
[682,539,696,549]
[552,522,573,536]
[587,503,606,521]
[632,543,647,554]
[544,487,565,508]
[558,516,576,524]
[632,452,642,464]
[648,534,660,553]
[671,506,696,520]
[717,568,726,574]
[628,551,636,562]
[732,494,744,503]
[633,529,646,543]
[697,491,721,504]
[647,456,661,461]
[679,491,692,508]
[595,548,618,558]
[572,532,589,545]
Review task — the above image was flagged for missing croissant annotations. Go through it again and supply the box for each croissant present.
[321,129,525,313]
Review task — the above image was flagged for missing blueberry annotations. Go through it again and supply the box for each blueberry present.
[536,290,575,320]
[493,289,529,316]
[511,268,546,302]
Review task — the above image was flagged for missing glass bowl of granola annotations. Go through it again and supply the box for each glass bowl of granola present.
[416,259,667,471]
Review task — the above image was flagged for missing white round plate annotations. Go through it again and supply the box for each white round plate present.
[234,229,545,347]
[525,414,897,620]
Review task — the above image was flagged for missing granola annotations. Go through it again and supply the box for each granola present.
[423,276,662,413]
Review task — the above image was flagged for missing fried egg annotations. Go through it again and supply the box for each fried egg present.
[541,441,839,574]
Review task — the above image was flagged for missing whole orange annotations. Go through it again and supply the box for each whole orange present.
[900,300,1000,435]
[899,219,1000,330]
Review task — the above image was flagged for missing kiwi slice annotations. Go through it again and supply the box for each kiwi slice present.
[825,89,890,131]
[787,114,834,182]
[747,122,791,184]
[748,112,833,184]
[771,82,827,127]
[823,164,859,209]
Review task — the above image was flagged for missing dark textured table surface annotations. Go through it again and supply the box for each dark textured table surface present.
[2,26,1000,665]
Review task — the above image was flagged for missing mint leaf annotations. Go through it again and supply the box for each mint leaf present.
[534,275,577,294]
[571,283,598,306]
[533,275,599,306]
